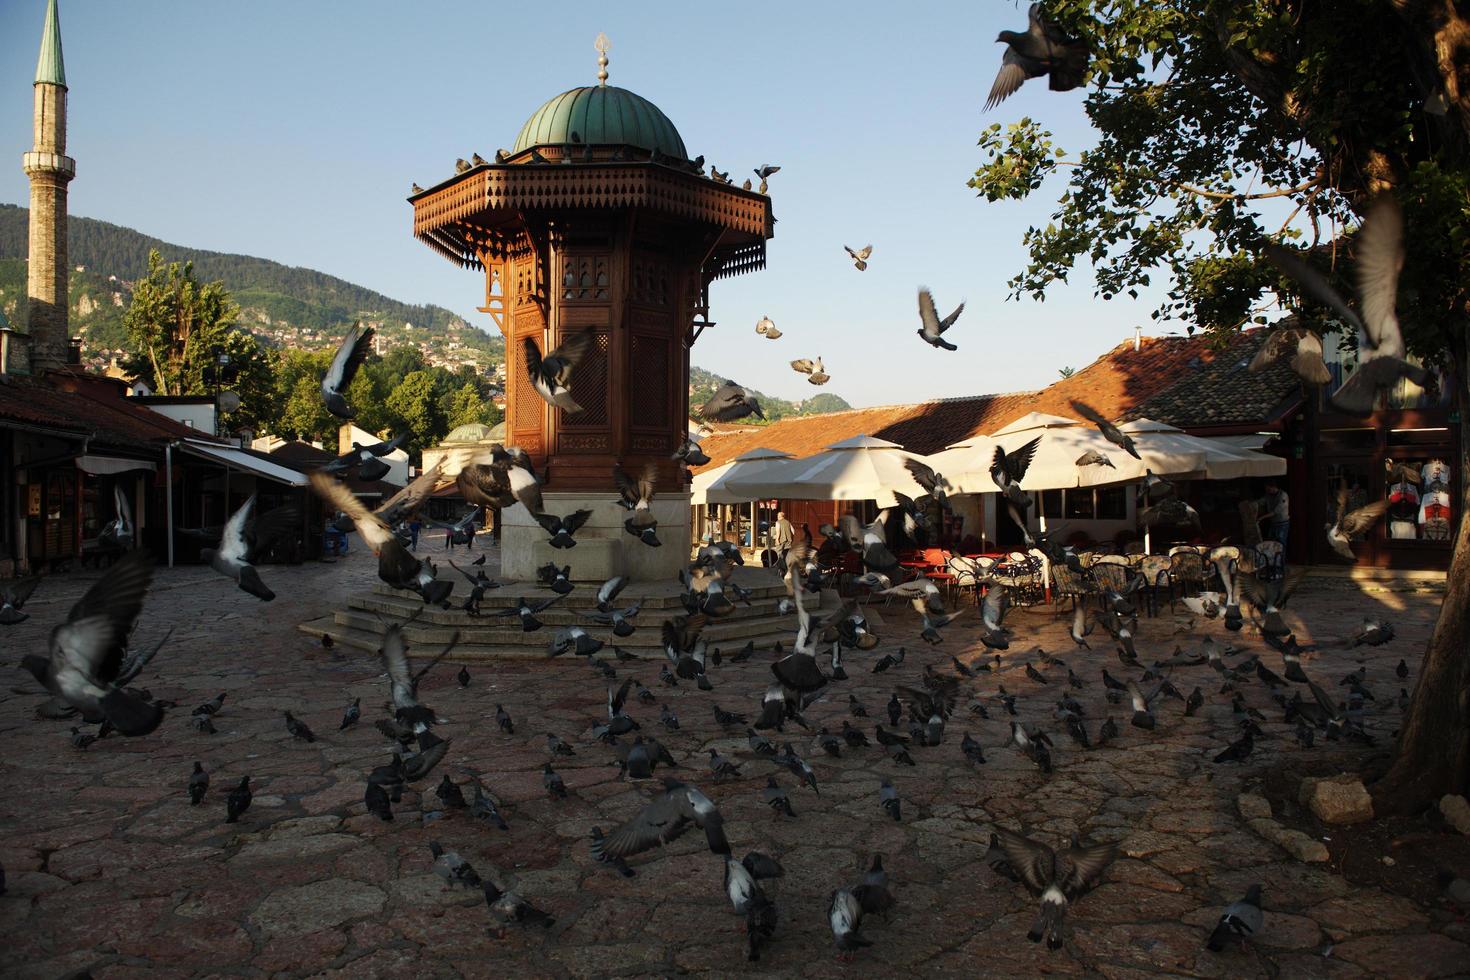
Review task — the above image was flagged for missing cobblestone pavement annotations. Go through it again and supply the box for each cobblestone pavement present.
[1,545,1465,978]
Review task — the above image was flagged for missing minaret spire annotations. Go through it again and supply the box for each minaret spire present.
[595,32,610,86]
[21,0,75,374]
[35,0,67,88]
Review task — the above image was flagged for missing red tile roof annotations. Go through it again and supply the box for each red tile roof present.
[695,331,1303,469]
[0,368,215,452]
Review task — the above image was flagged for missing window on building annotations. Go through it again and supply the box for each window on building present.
[1096,486,1127,520]
[1065,489,1095,519]
[1040,490,1062,519]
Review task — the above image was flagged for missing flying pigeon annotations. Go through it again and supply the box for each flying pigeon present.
[321,432,408,482]
[1206,884,1264,952]
[917,287,964,350]
[988,827,1117,949]
[992,436,1041,512]
[984,3,1089,110]
[614,464,660,546]
[1248,322,1332,385]
[844,244,873,271]
[534,509,593,549]
[321,322,375,419]
[310,473,452,604]
[0,575,40,626]
[1264,196,1430,414]
[201,494,298,602]
[1075,450,1114,469]
[1327,485,1388,561]
[699,381,764,422]
[589,778,730,867]
[524,330,596,412]
[828,888,871,957]
[1070,400,1140,459]
[20,551,163,736]
[790,357,830,385]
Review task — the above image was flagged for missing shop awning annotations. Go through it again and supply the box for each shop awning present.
[176,439,310,487]
[77,454,157,476]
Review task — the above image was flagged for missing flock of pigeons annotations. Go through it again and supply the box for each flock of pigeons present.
[5,327,1407,957]
[1,13,1443,960]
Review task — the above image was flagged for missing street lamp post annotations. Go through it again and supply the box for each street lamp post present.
[201,347,238,440]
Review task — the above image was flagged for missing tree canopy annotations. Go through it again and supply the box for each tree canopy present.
[971,0,1469,374]
[972,0,1470,807]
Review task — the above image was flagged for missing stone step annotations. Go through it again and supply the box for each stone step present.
[367,576,788,610]
[297,614,794,662]
[349,588,788,628]
[332,606,796,650]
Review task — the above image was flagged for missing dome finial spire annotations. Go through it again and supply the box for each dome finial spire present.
[595,32,610,86]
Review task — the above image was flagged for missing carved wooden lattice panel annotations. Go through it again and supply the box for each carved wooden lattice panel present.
[630,333,670,431]
[561,254,610,301]
[632,255,672,307]
[561,330,610,429]
[513,333,544,437]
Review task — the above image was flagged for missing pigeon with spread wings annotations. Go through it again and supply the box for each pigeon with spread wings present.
[321,432,407,483]
[1327,484,1389,561]
[203,494,298,601]
[917,288,964,350]
[590,778,730,869]
[321,322,375,419]
[20,551,164,736]
[310,472,452,604]
[844,244,873,271]
[1248,322,1332,385]
[699,381,764,422]
[991,435,1041,513]
[615,464,660,547]
[524,330,595,413]
[1263,196,1429,414]
[985,3,1089,111]
[1070,400,1140,459]
[988,827,1117,949]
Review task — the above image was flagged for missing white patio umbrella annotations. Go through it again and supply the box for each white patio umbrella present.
[691,447,797,505]
[929,412,1210,492]
[1117,418,1285,480]
[721,434,933,507]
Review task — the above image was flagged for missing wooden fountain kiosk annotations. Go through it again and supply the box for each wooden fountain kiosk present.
[408,38,773,582]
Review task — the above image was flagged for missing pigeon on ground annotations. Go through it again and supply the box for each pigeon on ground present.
[984,3,1089,110]
[284,711,316,742]
[321,322,374,418]
[879,780,902,821]
[774,743,820,794]
[188,762,209,805]
[365,781,394,821]
[542,762,568,799]
[339,697,360,730]
[484,879,555,930]
[1206,884,1264,952]
[20,551,162,736]
[962,732,987,765]
[988,828,1118,949]
[0,575,41,625]
[435,774,467,809]
[1213,730,1255,763]
[430,841,481,889]
[486,595,564,632]
[761,776,796,817]
[844,244,873,271]
[470,776,509,830]
[225,775,252,823]
[69,726,97,750]
[917,287,964,350]
[525,331,596,412]
[1353,618,1395,646]
[828,888,871,957]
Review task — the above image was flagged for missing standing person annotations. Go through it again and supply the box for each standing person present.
[772,510,795,566]
[408,518,422,551]
[1257,480,1290,549]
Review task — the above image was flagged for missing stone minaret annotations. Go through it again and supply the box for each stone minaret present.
[21,0,74,374]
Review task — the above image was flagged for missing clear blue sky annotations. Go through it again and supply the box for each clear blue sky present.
[0,0,1174,407]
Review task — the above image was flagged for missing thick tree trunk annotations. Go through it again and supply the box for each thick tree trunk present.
[1372,335,1470,813]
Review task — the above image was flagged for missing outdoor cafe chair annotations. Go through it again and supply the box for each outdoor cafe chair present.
[1049,562,1094,614]
[946,554,989,606]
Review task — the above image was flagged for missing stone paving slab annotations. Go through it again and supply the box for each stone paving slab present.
[1,542,1465,978]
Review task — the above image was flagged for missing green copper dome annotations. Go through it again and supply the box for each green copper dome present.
[512,86,687,159]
